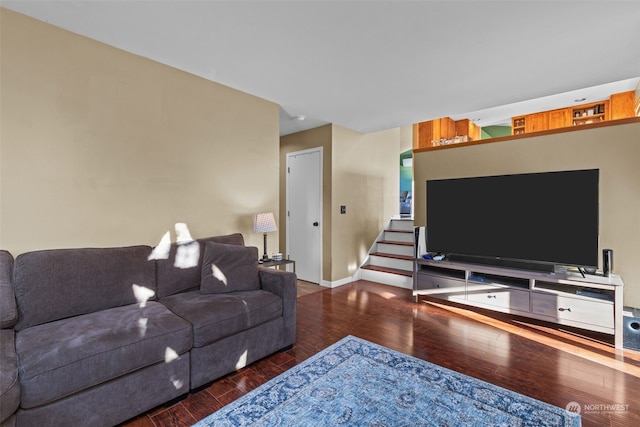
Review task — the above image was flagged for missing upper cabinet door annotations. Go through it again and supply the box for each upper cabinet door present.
[548,108,571,130]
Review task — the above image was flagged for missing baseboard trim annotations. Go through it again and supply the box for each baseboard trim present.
[322,276,356,288]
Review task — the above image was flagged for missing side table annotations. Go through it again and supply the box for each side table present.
[259,259,296,273]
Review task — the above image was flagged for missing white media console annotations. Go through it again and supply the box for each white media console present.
[413,259,624,349]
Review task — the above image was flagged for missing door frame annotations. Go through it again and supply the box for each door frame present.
[285,147,323,285]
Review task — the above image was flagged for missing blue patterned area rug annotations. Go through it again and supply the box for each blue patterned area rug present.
[193,335,580,427]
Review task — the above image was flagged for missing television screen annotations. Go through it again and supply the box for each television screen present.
[426,169,599,270]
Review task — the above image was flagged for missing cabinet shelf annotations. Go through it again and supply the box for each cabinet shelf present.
[417,264,465,280]
[573,113,605,120]
[571,102,608,127]
[534,281,614,302]
[572,114,606,126]
[468,272,529,290]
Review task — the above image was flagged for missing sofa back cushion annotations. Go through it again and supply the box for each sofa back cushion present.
[200,242,261,294]
[156,233,245,298]
[14,246,155,331]
[0,250,17,329]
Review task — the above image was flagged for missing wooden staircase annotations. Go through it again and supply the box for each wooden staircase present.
[359,218,414,289]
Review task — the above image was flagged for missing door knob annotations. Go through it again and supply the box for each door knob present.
[313,222,319,226]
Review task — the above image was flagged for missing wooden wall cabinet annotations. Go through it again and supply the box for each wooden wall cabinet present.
[510,91,634,136]
[455,119,481,141]
[512,116,526,135]
[415,91,637,149]
[414,120,447,149]
[440,117,456,140]
[525,112,548,133]
[548,108,571,130]
[413,121,433,149]
[413,117,479,149]
[610,91,635,120]
[512,113,548,135]
[571,100,609,126]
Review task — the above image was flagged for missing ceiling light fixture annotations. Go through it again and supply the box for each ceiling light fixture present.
[293,115,306,121]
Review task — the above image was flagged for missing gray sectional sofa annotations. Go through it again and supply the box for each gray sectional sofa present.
[0,233,296,426]
[1,250,19,427]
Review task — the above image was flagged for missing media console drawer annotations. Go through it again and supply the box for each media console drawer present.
[531,291,614,329]
[415,273,465,299]
[467,285,530,312]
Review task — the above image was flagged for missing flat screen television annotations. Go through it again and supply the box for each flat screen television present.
[426,169,599,272]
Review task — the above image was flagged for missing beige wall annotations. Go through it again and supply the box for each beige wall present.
[0,9,280,254]
[399,125,413,154]
[414,122,640,307]
[331,125,400,281]
[280,124,401,284]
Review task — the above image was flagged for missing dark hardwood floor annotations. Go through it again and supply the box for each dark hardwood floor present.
[295,279,324,297]
[122,280,640,427]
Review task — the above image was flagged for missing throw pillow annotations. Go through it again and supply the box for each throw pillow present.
[200,242,260,294]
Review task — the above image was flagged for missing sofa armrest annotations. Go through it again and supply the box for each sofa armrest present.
[0,330,19,424]
[0,250,17,329]
[258,267,296,346]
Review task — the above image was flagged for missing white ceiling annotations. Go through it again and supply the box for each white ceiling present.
[3,1,639,136]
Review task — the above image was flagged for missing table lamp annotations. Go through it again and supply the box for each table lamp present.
[253,212,277,262]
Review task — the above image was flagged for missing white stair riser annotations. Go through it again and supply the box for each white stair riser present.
[356,218,415,289]
[369,255,413,271]
[388,220,414,232]
[377,243,414,257]
[384,231,413,243]
[361,269,413,289]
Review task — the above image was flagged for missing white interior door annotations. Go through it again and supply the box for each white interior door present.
[286,148,322,284]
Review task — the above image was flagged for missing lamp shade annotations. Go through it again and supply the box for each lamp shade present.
[253,212,277,233]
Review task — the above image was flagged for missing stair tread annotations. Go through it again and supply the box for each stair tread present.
[370,252,414,261]
[384,229,414,233]
[378,240,414,246]
[362,264,413,277]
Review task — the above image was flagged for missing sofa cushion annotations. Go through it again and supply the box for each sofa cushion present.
[15,301,192,409]
[200,242,260,294]
[14,245,156,331]
[0,330,19,424]
[156,233,245,298]
[160,290,282,347]
[0,250,17,329]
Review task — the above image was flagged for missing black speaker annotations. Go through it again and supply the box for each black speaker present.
[623,315,640,351]
[603,249,613,277]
